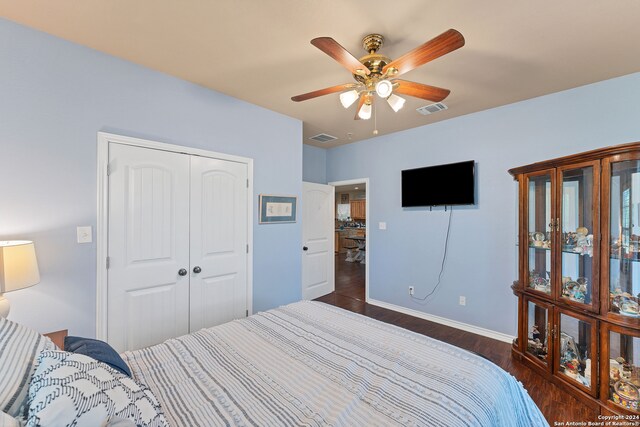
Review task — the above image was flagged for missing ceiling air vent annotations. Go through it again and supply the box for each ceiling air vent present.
[309,133,338,143]
[416,102,448,115]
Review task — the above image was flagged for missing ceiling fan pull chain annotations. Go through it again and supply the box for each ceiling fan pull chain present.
[373,99,379,135]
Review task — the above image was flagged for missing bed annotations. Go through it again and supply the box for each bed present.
[1,300,547,426]
[120,301,547,426]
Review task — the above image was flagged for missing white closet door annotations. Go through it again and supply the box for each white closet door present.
[189,156,248,332]
[107,144,190,352]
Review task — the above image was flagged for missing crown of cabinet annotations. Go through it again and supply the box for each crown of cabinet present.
[511,141,640,416]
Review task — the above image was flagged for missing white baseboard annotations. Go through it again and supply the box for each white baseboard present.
[367,298,515,344]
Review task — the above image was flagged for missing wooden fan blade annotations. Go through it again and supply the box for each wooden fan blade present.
[394,80,451,102]
[291,83,356,102]
[383,29,464,77]
[311,37,371,76]
[354,94,366,120]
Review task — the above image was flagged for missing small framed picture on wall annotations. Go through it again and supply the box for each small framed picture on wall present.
[259,195,297,224]
[340,193,349,204]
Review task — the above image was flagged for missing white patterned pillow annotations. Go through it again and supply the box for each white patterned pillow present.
[0,317,56,420]
[27,351,168,427]
[0,411,21,427]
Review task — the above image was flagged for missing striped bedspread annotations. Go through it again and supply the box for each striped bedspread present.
[122,301,547,426]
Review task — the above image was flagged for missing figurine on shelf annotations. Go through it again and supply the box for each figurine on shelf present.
[610,290,640,317]
[613,380,640,410]
[562,280,577,298]
[564,359,580,379]
[560,332,581,368]
[529,231,544,248]
[561,279,587,303]
[529,270,551,293]
[611,367,622,383]
[563,232,577,250]
[531,325,540,341]
[574,280,587,302]
[527,338,547,360]
[563,226,594,257]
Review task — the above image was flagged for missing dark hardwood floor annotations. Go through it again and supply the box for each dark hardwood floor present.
[319,261,598,425]
[334,253,365,300]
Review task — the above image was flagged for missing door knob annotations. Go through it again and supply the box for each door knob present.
[178,268,188,276]
[303,246,308,251]
[193,266,202,274]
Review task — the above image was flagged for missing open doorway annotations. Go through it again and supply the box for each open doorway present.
[330,178,369,302]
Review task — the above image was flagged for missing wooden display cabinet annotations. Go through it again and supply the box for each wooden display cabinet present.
[510,142,640,414]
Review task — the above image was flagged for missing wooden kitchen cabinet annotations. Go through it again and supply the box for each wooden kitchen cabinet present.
[350,200,366,220]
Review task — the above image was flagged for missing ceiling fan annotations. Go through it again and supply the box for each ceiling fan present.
[291,29,465,121]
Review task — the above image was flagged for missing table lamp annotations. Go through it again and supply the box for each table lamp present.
[0,241,40,318]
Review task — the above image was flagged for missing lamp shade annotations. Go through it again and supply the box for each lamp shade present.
[375,80,393,98]
[0,241,40,293]
[339,90,359,108]
[386,94,406,112]
[358,102,372,120]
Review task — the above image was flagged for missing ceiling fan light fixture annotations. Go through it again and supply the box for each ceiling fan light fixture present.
[358,102,372,120]
[375,80,393,98]
[339,90,359,108]
[386,94,406,112]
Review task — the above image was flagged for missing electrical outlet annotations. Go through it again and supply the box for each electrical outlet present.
[459,296,466,306]
[409,286,414,296]
[76,226,92,243]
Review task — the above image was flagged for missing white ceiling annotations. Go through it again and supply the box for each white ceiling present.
[2,1,639,147]
[335,184,366,193]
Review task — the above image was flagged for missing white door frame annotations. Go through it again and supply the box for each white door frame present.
[96,132,254,340]
[328,177,369,302]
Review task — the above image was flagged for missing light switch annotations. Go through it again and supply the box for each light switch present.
[378,222,387,230]
[77,226,92,243]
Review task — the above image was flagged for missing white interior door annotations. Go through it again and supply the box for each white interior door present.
[302,182,335,300]
[107,143,190,352]
[189,156,248,331]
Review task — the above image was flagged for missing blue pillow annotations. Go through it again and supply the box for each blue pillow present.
[64,336,131,377]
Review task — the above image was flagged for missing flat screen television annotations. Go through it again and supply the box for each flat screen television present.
[401,160,475,207]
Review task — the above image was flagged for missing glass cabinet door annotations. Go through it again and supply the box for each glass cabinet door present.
[558,164,598,309]
[556,309,597,395]
[524,298,551,368]
[526,171,554,295]
[607,159,640,319]
[602,324,640,412]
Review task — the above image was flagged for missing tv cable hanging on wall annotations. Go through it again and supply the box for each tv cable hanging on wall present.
[411,207,453,301]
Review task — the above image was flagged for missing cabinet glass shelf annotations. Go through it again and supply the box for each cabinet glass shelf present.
[610,254,640,263]
[528,245,594,257]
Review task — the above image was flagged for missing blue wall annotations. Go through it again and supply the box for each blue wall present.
[0,19,302,337]
[302,144,327,184]
[325,73,640,335]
